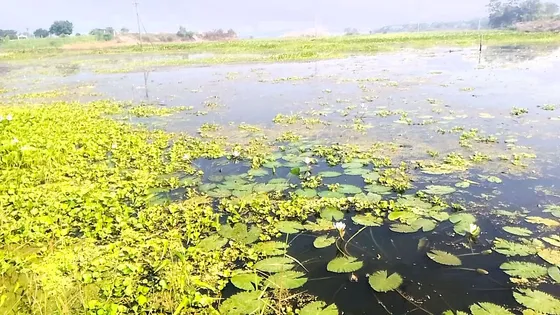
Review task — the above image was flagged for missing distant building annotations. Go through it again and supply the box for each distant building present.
[17,35,28,40]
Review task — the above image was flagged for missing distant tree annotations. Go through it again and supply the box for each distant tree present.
[543,2,559,15]
[33,28,50,38]
[49,20,73,36]
[344,27,359,35]
[177,26,195,39]
[120,27,130,34]
[488,0,558,27]
[0,29,18,40]
[75,33,81,36]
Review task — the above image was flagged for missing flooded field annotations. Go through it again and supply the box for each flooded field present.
[1,44,560,314]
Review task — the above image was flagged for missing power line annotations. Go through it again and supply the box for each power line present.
[133,1,143,50]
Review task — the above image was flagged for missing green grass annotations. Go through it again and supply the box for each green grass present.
[0,35,96,50]
[1,31,559,63]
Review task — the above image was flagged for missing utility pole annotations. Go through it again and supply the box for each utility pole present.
[133,1,143,50]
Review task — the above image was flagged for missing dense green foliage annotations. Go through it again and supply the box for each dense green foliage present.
[489,0,560,27]
[49,20,74,36]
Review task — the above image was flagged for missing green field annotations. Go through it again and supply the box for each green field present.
[1,31,559,63]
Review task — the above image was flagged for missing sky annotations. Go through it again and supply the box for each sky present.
[0,0,498,36]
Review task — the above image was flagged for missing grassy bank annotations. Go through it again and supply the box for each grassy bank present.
[1,31,559,63]
[0,35,96,51]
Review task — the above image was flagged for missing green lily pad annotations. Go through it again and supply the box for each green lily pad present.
[299,301,339,315]
[254,257,294,273]
[338,184,362,194]
[503,226,533,237]
[364,184,392,195]
[252,241,288,256]
[314,236,336,248]
[499,261,548,279]
[295,188,318,198]
[344,168,369,176]
[543,235,560,247]
[389,224,419,233]
[327,256,363,273]
[341,162,364,169]
[411,218,437,232]
[423,185,456,195]
[352,214,383,227]
[548,266,560,283]
[368,270,403,292]
[320,207,344,221]
[231,272,262,291]
[318,191,345,199]
[318,171,342,178]
[513,289,560,315]
[248,168,268,177]
[538,247,560,265]
[265,271,307,289]
[195,234,228,251]
[362,172,380,182]
[493,238,539,257]
[219,223,261,244]
[219,291,268,315]
[263,160,283,169]
[276,221,304,234]
[455,181,471,188]
[469,302,514,315]
[304,219,335,232]
[427,250,462,266]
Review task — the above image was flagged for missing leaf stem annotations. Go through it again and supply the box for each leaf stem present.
[344,226,367,254]
[396,289,434,315]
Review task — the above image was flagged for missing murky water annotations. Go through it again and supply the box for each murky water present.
[2,45,560,314]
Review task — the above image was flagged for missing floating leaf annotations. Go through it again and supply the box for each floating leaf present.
[469,302,514,315]
[219,223,261,244]
[219,291,267,315]
[276,221,304,234]
[207,188,232,198]
[254,257,294,273]
[341,162,364,169]
[263,160,283,168]
[427,250,462,266]
[423,185,456,195]
[388,211,418,222]
[455,181,471,188]
[299,301,339,315]
[411,218,437,232]
[493,238,539,257]
[503,226,533,237]
[338,184,362,194]
[320,207,344,221]
[544,205,560,218]
[304,219,335,232]
[318,171,342,178]
[265,271,307,289]
[443,311,468,315]
[314,236,336,248]
[449,213,477,235]
[352,214,383,227]
[295,189,318,198]
[487,176,503,183]
[368,270,403,292]
[362,172,380,182]
[290,167,301,176]
[195,234,228,251]
[231,272,262,291]
[526,216,560,227]
[247,168,268,177]
[513,289,560,315]
[417,237,429,252]
[327,256,363,273]
[549,266,560,283]
[318,191,345,199]
[344,168,369,176]
[538,247,560,265]
[499,261,548,279]
[364,184,392,195]
[543,235,560,247]
[252,241,288,256]
[353,192,382,204]
[390,224,419,233]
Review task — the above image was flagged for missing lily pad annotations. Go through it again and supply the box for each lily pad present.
[338,184,362,194]
[295,188,318,198]
[548,266,560,283]
[427,250,462,266]
[318,171,342,178]
[352,214,383,227]
[265,271,307,289]
[469,302,514,315]
[304,219,335,232]
[231,272,262,291]
[364,184,392,195]
[499,261,548,278]
[390,223,419,233]
[327,256,363,273]
[254,257,294,273]
[320,207,344,221]
[252,241,288,256]
[538,247,560,265]
[423,185,456,195]
[494,238,539,257]
[455,181,471,188]
[248,168,268,177]
[526,216,560,227]
[219,223,261,244]
[207,188,232,198]
[368,270,403,292]
[219,291,268,315]
[299,301,339,315]
[314,236,336,248]
[503,226,533,237]
[276,221,304,234]
[543,235,560,247]
[318,191,345,199]
[411,218,437,232]
[513,289,560,315]
[341,162,364,169]
[344,168,369,176]
[487,176,503,183]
